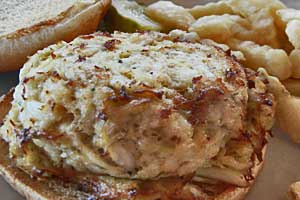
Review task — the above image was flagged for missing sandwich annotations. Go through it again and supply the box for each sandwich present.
[0,0,111,72]
[0,30,275,199]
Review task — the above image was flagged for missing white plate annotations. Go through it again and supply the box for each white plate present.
[0,0,300,199]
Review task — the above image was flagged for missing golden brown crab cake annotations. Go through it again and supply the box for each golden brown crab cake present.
[0,31,261,182]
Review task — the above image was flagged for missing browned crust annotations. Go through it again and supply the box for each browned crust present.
[0,91,265,200]
[0,0,111,72]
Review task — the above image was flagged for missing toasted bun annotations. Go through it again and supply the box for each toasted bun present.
[0,0,111,72]
[0,91,265,200]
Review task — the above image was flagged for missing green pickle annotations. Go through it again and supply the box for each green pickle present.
[102,0,162,32]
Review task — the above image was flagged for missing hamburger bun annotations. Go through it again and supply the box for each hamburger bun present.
[0,0,111,72]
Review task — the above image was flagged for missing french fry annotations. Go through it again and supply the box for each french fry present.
[290,49,300,79]
[286,20,300,49]
[189,14,250,43]
[227,39,292,80]
[188,1,234,19]
[145,1,195,31]
[282,79,300,97]
[259,69,300,143]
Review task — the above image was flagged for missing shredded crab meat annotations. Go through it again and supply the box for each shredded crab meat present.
[0,31,275,184]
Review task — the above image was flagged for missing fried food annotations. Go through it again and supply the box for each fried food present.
[227,39,292,80]
[145,1,195,31]
[189,14,250,43]
[288,182,300,200]
[290,49,300,78]
[286,20,300,49]
[282,79,300,96]
[188,1,234,19]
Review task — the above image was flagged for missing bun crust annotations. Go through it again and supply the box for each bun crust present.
[0,0,111,72]
[0,91,265,200]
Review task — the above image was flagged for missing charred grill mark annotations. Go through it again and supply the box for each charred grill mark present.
[104,39,121,51]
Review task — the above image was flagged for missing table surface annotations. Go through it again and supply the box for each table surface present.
[0,0,300,199]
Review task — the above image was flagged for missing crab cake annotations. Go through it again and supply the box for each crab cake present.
[0,31,275,199]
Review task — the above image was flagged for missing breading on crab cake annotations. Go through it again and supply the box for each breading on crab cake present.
[0,30,275,200]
